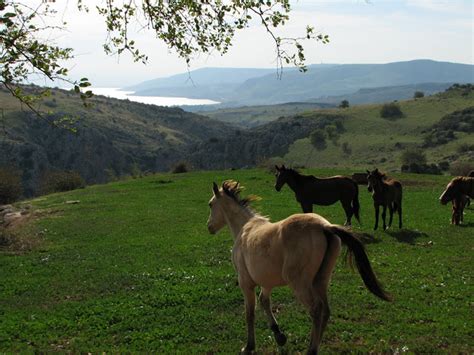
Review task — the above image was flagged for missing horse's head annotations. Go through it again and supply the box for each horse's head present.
[207,182,228,234]
[367,168,383,193]
[207,180,245,234]
[439,179,459,205]
[274,165,290,192]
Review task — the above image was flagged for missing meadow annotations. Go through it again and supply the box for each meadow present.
[0,168,473,353]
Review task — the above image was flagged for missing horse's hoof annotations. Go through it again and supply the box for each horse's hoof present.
[275,332,287,346]
[241,345,255,354]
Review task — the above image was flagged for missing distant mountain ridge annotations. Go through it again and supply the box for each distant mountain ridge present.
[127,60,473,106]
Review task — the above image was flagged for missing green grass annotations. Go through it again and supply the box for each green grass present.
[1,169,473,353]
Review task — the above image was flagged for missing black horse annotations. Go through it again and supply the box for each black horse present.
[274,165,360,226]
[366,168,403,230]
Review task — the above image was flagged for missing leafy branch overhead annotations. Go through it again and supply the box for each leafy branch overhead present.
[0,0,91,129]
[1,0,327,118]
[91,0,328,75]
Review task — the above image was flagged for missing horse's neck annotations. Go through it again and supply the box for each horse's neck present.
[287,173,309,193]
[223,204,261,240]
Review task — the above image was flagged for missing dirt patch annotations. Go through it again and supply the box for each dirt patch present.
[0,204,45,254]
[399,179,439,187]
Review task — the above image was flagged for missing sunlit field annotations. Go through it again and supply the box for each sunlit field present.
[1,169,472,353]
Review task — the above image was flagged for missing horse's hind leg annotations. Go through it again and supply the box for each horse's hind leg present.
[301,202,313,213]
[240,285,256,353]
[259,288,287,346]
[341,200,353,226]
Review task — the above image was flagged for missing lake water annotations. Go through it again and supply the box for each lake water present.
[90,87,220,106]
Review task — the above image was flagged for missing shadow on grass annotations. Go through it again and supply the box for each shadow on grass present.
[385,229,429,244]
[358,232,382,245]
[458,221,474,228]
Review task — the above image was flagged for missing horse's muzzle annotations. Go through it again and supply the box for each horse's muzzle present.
[275,184,281,192]
[207,225,216,234]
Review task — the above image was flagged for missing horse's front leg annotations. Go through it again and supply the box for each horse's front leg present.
[388,204,394,227]
[374,203,380,230]
[259,288,287,347]
[241,286,256,354]
[382,205,387,230]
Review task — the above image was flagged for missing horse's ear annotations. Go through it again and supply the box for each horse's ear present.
[366,169,370,174]
[374,168,379,172]
[282,164,286,170]
[275,165,280,171]
[212,182,220,196]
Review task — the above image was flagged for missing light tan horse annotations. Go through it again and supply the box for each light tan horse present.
[207,180,391,354]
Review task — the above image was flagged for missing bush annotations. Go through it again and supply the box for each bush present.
[171,162,190,174]
[401,163,441,175]
[413,91,424,99]
[400,148,427,166]
[339,100,349,108]
[0,168,23,204]
[449,161,474,176]
[380,102,403,119]
[39,170,85,195]
[341,142,352,156]
[309,129,327,151]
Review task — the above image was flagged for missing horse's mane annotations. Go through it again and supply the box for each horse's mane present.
[222,180,262,208]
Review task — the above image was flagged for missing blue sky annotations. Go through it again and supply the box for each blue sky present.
[48,0,473,86]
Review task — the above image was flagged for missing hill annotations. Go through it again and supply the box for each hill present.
[1,168,472,352]
[189,102,336,128]
[129,60,474,106]
[279,85,474,171]
[1,84,473,198]
[312,82,453,106]
[0,85,231,195]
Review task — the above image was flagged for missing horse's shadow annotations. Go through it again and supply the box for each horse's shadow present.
[385,229,429,244]
[357,232,382,245]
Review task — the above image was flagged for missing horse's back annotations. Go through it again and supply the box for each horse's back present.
[303,176,357,204]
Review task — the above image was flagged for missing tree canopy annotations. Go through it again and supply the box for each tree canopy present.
[0,0,328,126]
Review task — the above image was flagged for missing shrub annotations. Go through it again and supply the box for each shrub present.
[339,100,349,108]
[171,162,190,174]
[380,102,403,119]
[449,161,474,176]
[456,143,474,153]
[413,91,424,99]
[341,142,352,156]
[400,148,427,166]
[0,168,23,204]
[39,170,85,195]
[309,129,327,151]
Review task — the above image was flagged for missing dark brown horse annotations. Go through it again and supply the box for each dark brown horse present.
[439,176,474,225]
[274,165,360,226]
[366,168,403,230]
[451,195,470,225]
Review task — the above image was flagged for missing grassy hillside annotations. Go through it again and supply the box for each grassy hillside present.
[190,102,335,128]
[281,87,474,171]
[0,85,232,195]
[1,169,473,353]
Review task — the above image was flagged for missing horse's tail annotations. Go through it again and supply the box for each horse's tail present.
[324,225,392,302]
[351,180,361,223]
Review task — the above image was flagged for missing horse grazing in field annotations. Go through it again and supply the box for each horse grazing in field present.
[439,176,474,225]
[207,180,391,354]
[274,165,360,226]
[367,169,403,230]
